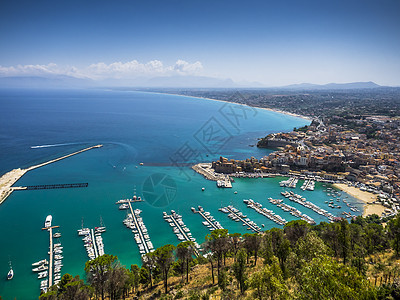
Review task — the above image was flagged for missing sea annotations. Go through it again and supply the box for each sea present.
[0,89,364,299]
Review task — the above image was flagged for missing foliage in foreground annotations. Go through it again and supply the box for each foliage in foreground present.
[37,214,400,299]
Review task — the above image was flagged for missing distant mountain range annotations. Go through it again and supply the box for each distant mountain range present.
[0,75,386,90]
[279,81,382,90]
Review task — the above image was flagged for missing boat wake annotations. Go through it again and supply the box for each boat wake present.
[31,143,81,149]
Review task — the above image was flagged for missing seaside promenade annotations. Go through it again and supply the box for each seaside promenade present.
[0,145,102,205]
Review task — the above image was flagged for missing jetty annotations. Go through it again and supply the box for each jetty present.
[191,205,224,231]
[40,218,61,292]
[219,205,261,233]
[0,145,102,205]
[192,163,232,188]
[119,196,154,256]
[279,177,298,188]
[301,179,315,191]
[268,198,316,224]
[281,191,335,222]
[244,199,287,226]
[163,210,200,256]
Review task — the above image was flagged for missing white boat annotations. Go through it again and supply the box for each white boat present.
[44,215,52,228]
[53,232,61,238]
[33,265,48,272]
[32,259,48,266]
[7,261,13,280]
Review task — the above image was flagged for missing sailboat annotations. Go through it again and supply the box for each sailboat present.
[7,260,14,280]
[95,216,106,233]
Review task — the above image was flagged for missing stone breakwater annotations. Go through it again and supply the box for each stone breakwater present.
[0,145,102,205]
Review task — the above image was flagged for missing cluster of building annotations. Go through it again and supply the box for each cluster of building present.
[211,115,400,211]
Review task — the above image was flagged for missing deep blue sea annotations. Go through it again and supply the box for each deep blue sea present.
[0,89,363,299]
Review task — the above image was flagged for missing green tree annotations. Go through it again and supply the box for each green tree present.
[232,249,247,294]
[228,232,242,261]
[205,229,229,280]
[388,214,400,256]
[249,257,289,300]
[153,244,175,294]
[130,264,141,293]
[176,241,195,283]
[106,265,128,300]
[296,255,376,299]
[84,254,118,300]
[284,220,310,245]
[243,233,262,265]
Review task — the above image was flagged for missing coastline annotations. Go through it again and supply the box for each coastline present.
[139,90,312,122]
[332,183,385,217]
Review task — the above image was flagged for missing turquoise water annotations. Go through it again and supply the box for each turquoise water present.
[0,89,362,299]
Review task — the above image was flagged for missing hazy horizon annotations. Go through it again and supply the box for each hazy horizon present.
[1,0,400,86]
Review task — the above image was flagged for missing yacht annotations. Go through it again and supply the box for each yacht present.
[44,215,52,228]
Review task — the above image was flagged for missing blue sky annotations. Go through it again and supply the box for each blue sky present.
[0,0,399,86]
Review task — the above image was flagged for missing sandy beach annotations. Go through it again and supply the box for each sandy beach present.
[333,183,385,217]
[145,91,312,122]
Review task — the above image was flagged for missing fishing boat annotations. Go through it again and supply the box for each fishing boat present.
[7,261,14,280]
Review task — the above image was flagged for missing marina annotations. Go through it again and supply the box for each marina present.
[281,191,335,222]
[191,205,224,231]
[219,205,262,233]
[119,196,154,256]
[268,198,316,224]
[78,221,106,261]
[163,210,200,256]
[244,199,287,226]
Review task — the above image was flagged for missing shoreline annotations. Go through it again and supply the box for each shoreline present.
[332,183,385,217]
[139,90,312,122]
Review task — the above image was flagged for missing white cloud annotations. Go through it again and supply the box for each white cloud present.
[0,59,204,79]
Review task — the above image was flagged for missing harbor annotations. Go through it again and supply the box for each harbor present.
[219,205,262,233]
[163,210,201,256]
[268,198,316,224]
[244,199,287,226]
[191,205,224,231]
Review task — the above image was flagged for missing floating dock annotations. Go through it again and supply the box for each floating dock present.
[279,177,298,188]
[219,205,261,233]
[282,191,335,222]
[163,210,200,256]
[119,197,154,256]
[0,145,102,205]
[191,205,224,231]
[268,198,316,224]
[301,179,315,191]
[38,218,61,293]
[244,199,287,226]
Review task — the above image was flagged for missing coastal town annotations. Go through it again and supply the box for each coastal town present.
[189,93,400,221]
